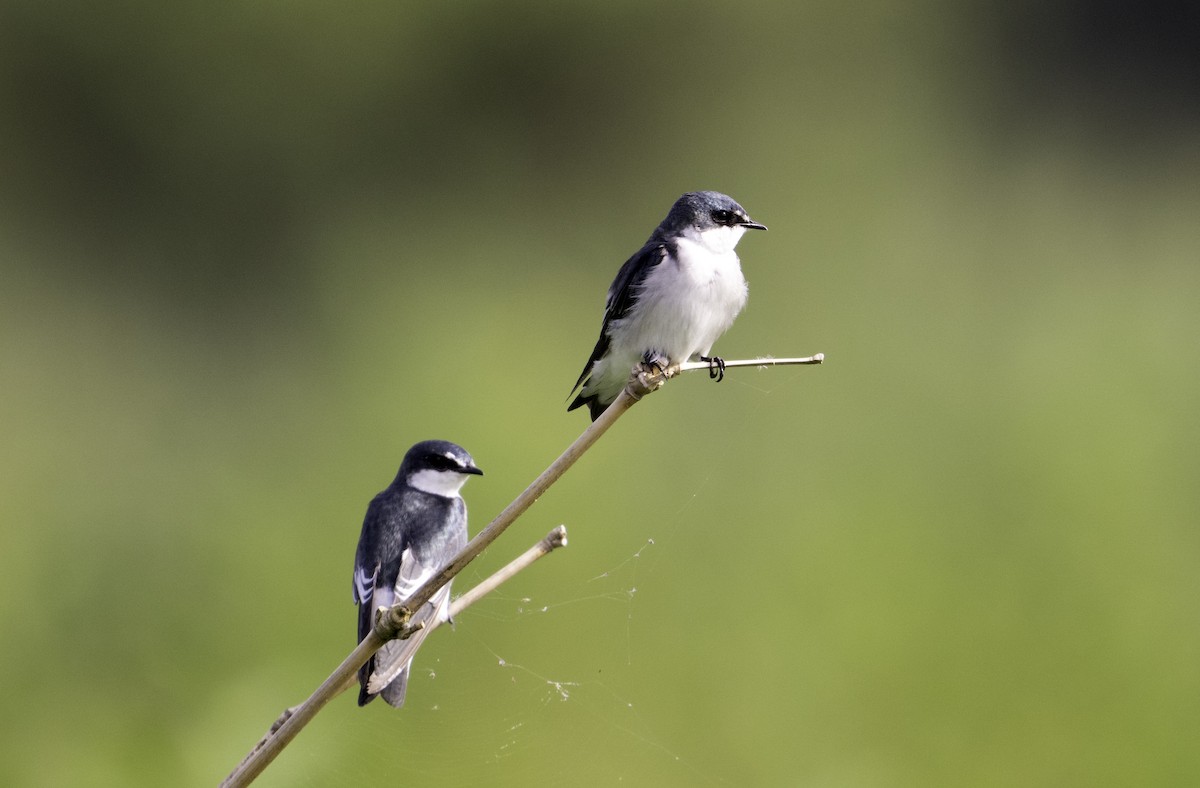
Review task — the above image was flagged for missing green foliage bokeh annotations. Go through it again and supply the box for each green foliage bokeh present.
[2,2,1198,785]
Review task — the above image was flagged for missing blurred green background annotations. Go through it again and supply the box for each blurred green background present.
[2,1,1198,786]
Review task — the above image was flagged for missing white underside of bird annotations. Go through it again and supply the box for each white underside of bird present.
[583,224,749,405]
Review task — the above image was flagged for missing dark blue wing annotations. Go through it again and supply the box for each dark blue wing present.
[353,491,409,705]
[568,240,667,402]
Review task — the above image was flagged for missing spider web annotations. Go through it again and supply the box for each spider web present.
[315,376,788,786]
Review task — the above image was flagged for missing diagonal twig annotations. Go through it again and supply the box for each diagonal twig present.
[220,350,822,786]
[221,526,569,787]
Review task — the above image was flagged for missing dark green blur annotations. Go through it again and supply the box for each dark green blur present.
[2,2,1198,785]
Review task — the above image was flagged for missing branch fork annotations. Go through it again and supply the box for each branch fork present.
[222,351,821,787]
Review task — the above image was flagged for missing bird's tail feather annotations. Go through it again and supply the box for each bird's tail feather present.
[363,587,451,706]
[380,667,410,707]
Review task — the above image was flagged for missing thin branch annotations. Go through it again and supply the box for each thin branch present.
[221,351,822,786]
[336,525,570,698]
[449,524,568,617]
[221,526,569,788]
[220,632,384,788]
[376,373,654,640]
[223,380,643,787]
[676,353,825,373]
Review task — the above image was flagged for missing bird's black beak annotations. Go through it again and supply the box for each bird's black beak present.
[464,464,484,476]
[741,219,767,231]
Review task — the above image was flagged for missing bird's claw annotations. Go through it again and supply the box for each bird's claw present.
[630,351,673,398]
[700,355,726,382]
[640,350,669,377]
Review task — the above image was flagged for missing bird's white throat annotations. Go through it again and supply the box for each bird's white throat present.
[690,223,748,255]
[408,468,471,497]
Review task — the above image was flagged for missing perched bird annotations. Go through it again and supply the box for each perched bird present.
[352,440,483,707]
[568,191,766,420]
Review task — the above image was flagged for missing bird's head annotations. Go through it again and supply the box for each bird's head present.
[401,440,484,497]
[663,191,766,253]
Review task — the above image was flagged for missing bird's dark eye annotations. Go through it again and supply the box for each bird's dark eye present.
[712,209,734,225]
[429,454,459,471]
